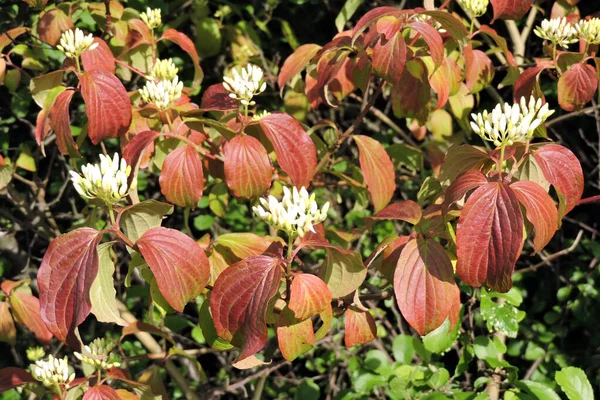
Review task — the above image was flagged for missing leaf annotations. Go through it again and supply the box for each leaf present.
[81,38,116,74]
[49,89,79,156]
[439,144,490,184]
[428,58,462,110]
[558,63,598,112]
[210,255,283,361]
[555,367,594,400]
[30,70,65,108]
[394,238,460,336]
[478,25,517,67]
[391,59,431,123]
[119,200,173,244]
[159,29,204,90]
[515,381,561,400]
[371,31,406,85]
[38,8,73,46]
[456,182,524,293]
[215,233,281,259]
[122,130,160,171]
[0,27,29,53]
[136,227,210,312]
[365,201,422,231]
[9,291,53,345]
[513,153,550,191]
[514,64,549,102]
[320,248,367,298]
[278,44,322,88]
[277,307,315,361]
[0,302,16,345]
[223,135,272,198]
[419,10,468,44]
[465,45,495,94]
[490,0,533,21]
[410,22,444,66]
[159,145,204,208]
[288,273,332,320]
[335,0,365,32]
[443,170,489,211]
[354,135,396,212]
[352,7,406,42]
[344,307,377,347]
[533,144,584,219]
[80,70,132,144]
[90,243,126,326]
[83,385,121,400]
[422,317,460,354]
[258,113,317,188]
[0,367,35,392]
[480,290,519,338]
[510,180,558,254]
[200,83,238,111]
[38,228,103,347]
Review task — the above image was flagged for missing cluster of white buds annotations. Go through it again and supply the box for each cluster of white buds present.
[56,28,98,59]
[31,355,75,389]
[69,153,131,205]
[458,0,489,17]
[74,338,121,370]
[251,110,271,121]
[139,76,183,110]
[140,7,162,30]
[534,17,579,48]
[576,18,600,45]
[253,187,329,238]
[26,346,45,362]
[150,58,179,81]
[470,96,555,147]
[223,64,267,106]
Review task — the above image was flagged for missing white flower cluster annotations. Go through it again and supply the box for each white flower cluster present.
[577,18,600,45]
[56,28,98,59]
[26,346,45,362]
[223,64,267,106]
[458,0,489,17]
[140,7,162,30]
[139,76,183,109]
[150,58,179,81]
[31,355,75,389]
[251,110,271,121]
[470,96,555,146]
[253,187,329,238]
[69,153,131,205]
[74,338,121,370]
[534,18,579,48]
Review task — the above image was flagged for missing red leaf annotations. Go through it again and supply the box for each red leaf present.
[159,145,204,208]
[210,255,283,361]
[200,84,238,111]
[391,60,431,122]
[0,302,16,345]
[394,238,460,336]
[379,236,411,282]
[372,31,406,84]
[288,274,332,320]
[81,38,116,74]
[278,44,322,89]
[533,144,584,218]
[80,70,132,144]
[558,63,598,112]
[353,135,396,212]
[49,89,80,156]
[0,280,25,296]
[38,228,103,347]
[344,307,377,347]
[10,292,53,344]
[0,368,35,392]
[258,113,317,188]
[513,64,549,102]
[160,29,204,89]
[277,308,314,361]
[429,58,462,109]
[224,135,272,198]
[365,201,422,230]
[511,180,558,254]
[490,0,533,21]
[353,7,406,40]
[456,183,524,292]
[122,130,160,170]
[410,22,444,66]
[443,170,489,211]
[83,385,121,400]
[136,227,210,312]
[465,45,495,94]
[38,9,73,46]
[478,26,517,67]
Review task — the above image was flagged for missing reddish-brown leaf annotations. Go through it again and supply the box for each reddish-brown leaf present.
[465,45,495,94]
[10,292,53,344]
[0,368,35,392]
[122,130,160,170]
[429,58,462,109]
[456,182,524,293]
[379,235,411,282]
[288,274,332,320]
[372,32,406,84]
[0,302,16,345]
[224,135,272,198]
[38,9,73,46]
[513,64,549,102]
[478,25,517,67]
[391,60,431,122]
[410,22,444,66]
[365,201,422,231]
[83,385,121,400]
[159,145,204,208]
[443,170,489,211]
[210,255,283,361]
[557,63,598,112]
[215,233,282,259]
[159,29,204,89]
[200,83,239,111]
[511,180,558,254]
[81,38,116,74]
[344,307,377,347]
[278,44,322,88]
[276,308,314,361]
[38,228,103,347]
[258,113,317,188]
[49,89,79,156]
[354,135,396,212]
[439,144,491,184]
[394,238,460,336]
[0,27,29,53]
[352,7,407,40]
[533,144,584,218]
[490,0,534,21]
[80,70,132,144]
[136,227,210,312]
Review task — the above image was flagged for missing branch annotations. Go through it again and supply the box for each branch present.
[516,230,584,274]
[207,360,290,397]
[546,104,600,127]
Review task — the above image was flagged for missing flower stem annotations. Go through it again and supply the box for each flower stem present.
[498,144,506,175]
[75,56,82,74]
[108,205,116,226]
[165,111,175,132]
[285,234,295,301]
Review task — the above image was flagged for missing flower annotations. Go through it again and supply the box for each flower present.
[56,28,98,59]
[31,355,75,389]
[150,58,179,81]
[253,186,329,238]
[69,152,131,205]
[470,96,555,146]
[139,76,183,109]
[223,64,267,106]
[458,0,489,17]
[140,7,162,30]
[576,18,600,45]
[26,346,45,362]
[251,110,271,121]
[74,338,121,370]
[534,18,579,48]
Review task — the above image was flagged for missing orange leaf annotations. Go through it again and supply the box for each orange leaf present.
[465,45,495,94]
[10,292,53,345]
[0,302,16,345]
[81,38,116,74]
[83,385,121,400]
[159,145,204,208]
[159,29,204,90]
[353,135,395,212]
[38,9,73,46]
[0,367,35,392]
[372,31,406,84]
[364,201,422,230]
[49,89,80,156]
[344,307,376,347]
[557,63,598,112]
[288,273,332,320]
[278,44,322,89]
[277,308,314,361]
[223,135,272,198]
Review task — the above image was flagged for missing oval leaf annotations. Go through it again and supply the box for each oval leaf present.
[0,368,35,393]
[0,302,16,345]
[200,83,239,111]
[160,29,204,90]
[557,63,598,112]
[38,9,73,46]
[122,130,160,171]
[344,307,377,347]
[288,273,332,320]
[9,292,53,344]
[410,22,444,66]
[278,44,322,88]
[83,385,121,400]
[320,248,366,298]
[354,135,396,212]
[89,243,126,325]
[81,38,116,74]
[159,145,204,208]
[465,46,495,94]
[372,31,406,85]
[224,135,272,198]
[277,308,315,361]
[49,89,79,156]
[490,0,533,21]
[365,200,422,231]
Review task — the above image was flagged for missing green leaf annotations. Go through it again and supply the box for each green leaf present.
[280,20,300,50]
[320,248,366,298]
[480,290,520,338]
[194,18,222,58]
[29,70,64,108]
[0,164,13,190]
[208,182,229,217]
[89,243,125,325]
[335,0,364,32]
[473,336,503,368]
[15,146,36,172]
[120,200,174,243]
[364,350,391,376]
[352,372,387,394]
[515,381,561,400]
[295,379,320,400]
[392,335,415,364]
[417,176,443,206]
[422,316,460,354]
[193,215,214,231]
[387,143,423,173]
[428,368,449,389]
[555,367,594,400]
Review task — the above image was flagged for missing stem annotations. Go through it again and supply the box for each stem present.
[498,144,506,174]
[107,205,116,226]
[160,133,217,160]
[285,234,295,301]
[469,19,475,36]
[183,207,194,239]
[552,43,557,61]
[75,56,82,74]
[253,373,269,400]
[165,111,175,132]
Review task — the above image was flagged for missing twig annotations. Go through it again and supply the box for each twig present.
[516,230,584,273]
[578,195,600,205]
[208,360,290,397]
[546,104,600,127]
